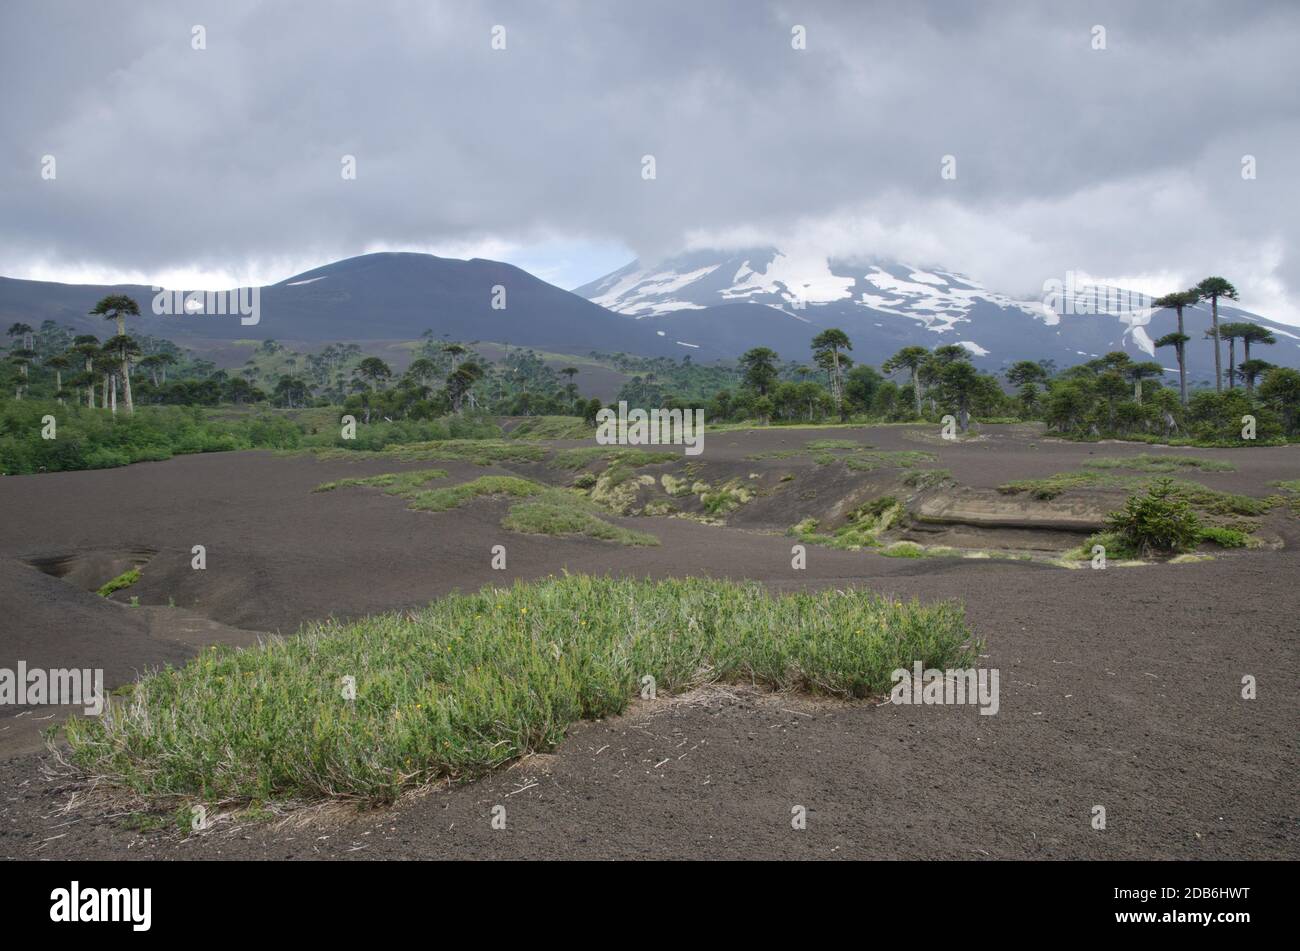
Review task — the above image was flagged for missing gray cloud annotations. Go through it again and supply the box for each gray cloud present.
[1,0,1297,319]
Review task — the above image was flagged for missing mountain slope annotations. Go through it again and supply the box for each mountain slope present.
[575,248,1300,377]
[0,253,681,356]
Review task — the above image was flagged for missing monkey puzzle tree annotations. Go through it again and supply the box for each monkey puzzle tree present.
[1125,361,1165,405]
[1237,359,1273,396]
[1152,289,1199,405]
[6,323,35,399]
[811,328,852,418]
[1153,332,1189,404]
[739,347,780,397]
[72,335,100,407]
[447,360,484,414]
[90,296,141,413]
[938,360,982,433]
[1238,323,1276,365]
[45,353,72,404]
[355,356,392,390]
[1217,322,1257,389]
[1194,277,1237,393]
[102,335,141,413]
[881,345,929,419]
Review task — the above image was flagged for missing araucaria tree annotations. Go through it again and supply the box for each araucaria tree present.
[446,360,484,414]
[1194,277,1237,393]
[810,328,852,419]
[881,345,928,418]
[1152,290,1198,405]
[939,361,981,433]
[739,347,779,397]
[90,295,141,413]
[6,323,36,399]
[1125,361,1165,405]
[72,335,100,407]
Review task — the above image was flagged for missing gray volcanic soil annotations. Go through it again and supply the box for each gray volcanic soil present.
[1,424,1297,859]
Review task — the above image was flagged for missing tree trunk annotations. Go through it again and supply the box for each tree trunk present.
[1176,307,1187,406]
[110,376,117,415]
[1134,378,1142,405]
[911,369,922,418]
[831,350,842,415]
[1211,296,1222,392]
[121,360,134,413]
[102,374,109,409]
[1227,338,1236,390]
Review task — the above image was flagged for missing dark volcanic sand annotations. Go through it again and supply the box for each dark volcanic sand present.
[1,425,1297,859]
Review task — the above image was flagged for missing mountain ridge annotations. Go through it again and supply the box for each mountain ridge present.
[3,250,1297,379]
[575,247,1300,378]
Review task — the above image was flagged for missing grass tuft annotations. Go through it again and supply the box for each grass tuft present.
[316,472,655,546]
[97,568,141,598]
[64,576,977,804]
[1081,453,1235,474]
[313,468,448,494]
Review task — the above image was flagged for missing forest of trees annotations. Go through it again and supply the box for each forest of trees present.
[4,277,1300,475]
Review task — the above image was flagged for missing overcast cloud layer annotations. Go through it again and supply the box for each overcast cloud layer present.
[2,0,1297,321]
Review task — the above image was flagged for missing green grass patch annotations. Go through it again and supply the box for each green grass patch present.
[788,496,903,551]
[503,499,658,546]
[1081,453,1235,473]
[507,416,594,440]
[1196,525,1250,548]
[63,576,977,804]
[998,471,1268,516]
[998,471,1136,499]
[699,480,755,516]
[747,445,933,470]
[406,476,544,512]
[805,439,864,451]
[313,468,448,494]
[841,451,935,471]
[315,472,653,545]
[547,446,677,470]
[901,468,953,489]
[1271,479,1300,493]
[97,568,141,598]
[1073,531,1139,561]
[309,439,545,466]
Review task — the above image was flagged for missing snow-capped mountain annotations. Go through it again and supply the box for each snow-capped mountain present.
[575,247,1300,377]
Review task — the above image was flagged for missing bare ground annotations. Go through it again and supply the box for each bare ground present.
[1,424,1297,859]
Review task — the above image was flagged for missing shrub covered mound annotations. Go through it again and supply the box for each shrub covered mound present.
[64,576,977,803]
[0,401,508,475]
[316,472,659,545]
[0,401,303,474]
[1104,479,1201,556]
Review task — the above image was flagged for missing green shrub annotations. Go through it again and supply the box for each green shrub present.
[1104,479,1201,557]
[1197,525,1249,548]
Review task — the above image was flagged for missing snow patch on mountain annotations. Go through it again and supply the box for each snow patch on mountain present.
[577,248,1050,334]
[1129,325,1156,357]
[721,251,856,305]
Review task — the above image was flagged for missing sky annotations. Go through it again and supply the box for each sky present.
[2,0,1297,322]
